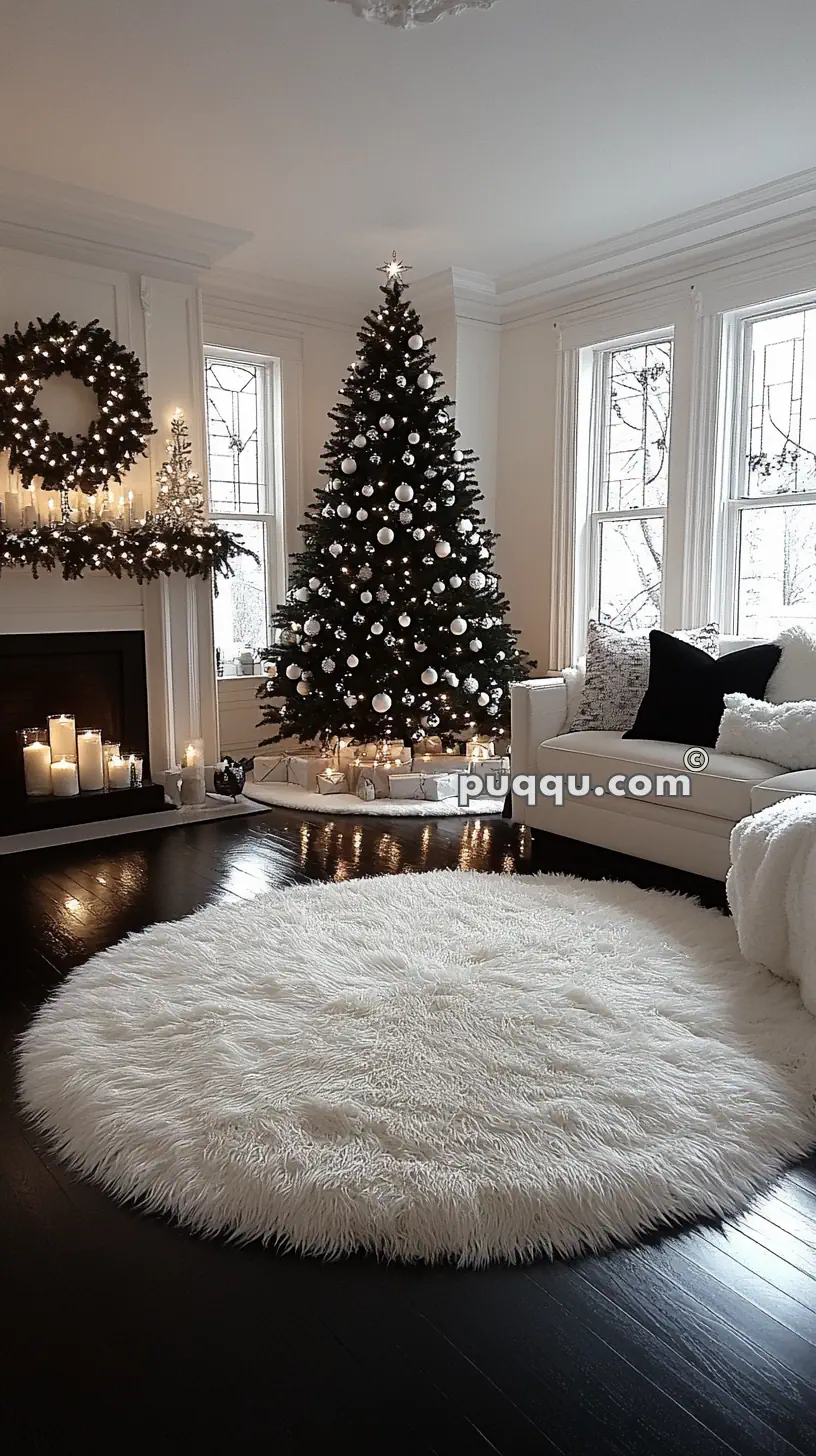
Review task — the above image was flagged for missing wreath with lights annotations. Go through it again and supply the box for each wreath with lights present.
[0,313,155,493]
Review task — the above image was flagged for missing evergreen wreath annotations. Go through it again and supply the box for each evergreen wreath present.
[0,313,155,493]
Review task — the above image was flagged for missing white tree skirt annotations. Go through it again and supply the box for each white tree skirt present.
[19,871,816,1264]
[243,780,504,816]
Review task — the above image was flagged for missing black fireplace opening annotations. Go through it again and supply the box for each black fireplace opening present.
[1,630,157,833]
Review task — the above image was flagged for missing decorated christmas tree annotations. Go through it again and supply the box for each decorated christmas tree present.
[153,410,206,528]
[259,255,532,747]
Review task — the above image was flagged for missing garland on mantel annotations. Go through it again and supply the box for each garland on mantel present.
[0,518,253,587]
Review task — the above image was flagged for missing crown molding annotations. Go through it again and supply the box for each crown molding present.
[0,168,251,281]
[496,166,816,322]
[203,265,370,332]
[412,266,499,325]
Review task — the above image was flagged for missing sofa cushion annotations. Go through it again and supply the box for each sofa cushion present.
[569,620,719,734]
[624,632,781,747]
[751,770,816,813]
[536,730,784,822]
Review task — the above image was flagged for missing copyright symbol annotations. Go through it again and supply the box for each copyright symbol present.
[683,747,709,772]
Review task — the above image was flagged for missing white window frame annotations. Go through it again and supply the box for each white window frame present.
[714,291,816,635]
[573,326,675,660]
[203,346,286,664]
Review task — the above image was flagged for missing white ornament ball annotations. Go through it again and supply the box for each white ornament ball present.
[399,510,412,524]
[479,547,489,559]
[453,450,464,463]
[477,692,490,707]
[341,458,357,475]
[356,508,368,521]
[398,613,411,627]
[360,590,373,604]
[353,434,367,448]
[434,540,452,558]
[421,668,438,686]
[336,502,351,519]
[304,617,321,636]
[408,335,423,351]
[408,431,420,445]
[379,415,395,432]
[285,663,302,680]
[463,676,478,693]
[432,580,445,594]
[370,621,384,635]
[308,577,321,590]
[496,651,506,661]
[450,617,467,636]
[322,658,336,673]
[377,527,394,545]
[469,638,483,652]
[294,586,310,602]
[417,371,434,390]
[347,654,359,668]
[328,542,342,557]
[372,693,392,713]
[362,484,374,497]
[296,679,311,695]
[449,575,463,589]
[413,527,426,541]
[458,519,473,534]
[395,484,414,503]
[415,640,427,653]
[344,694,357,709]
[469,571,486,591]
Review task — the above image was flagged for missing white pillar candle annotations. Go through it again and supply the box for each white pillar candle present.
[126,754,144,787]
[23,741,52,795]
[48,714,76,761]
[77,730,104,791]
[4,491,22,530]
[107,755,130,790]
[183,740,204,769]
[51,758,79,797]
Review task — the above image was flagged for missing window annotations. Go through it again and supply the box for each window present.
[719,302,816,636]
[204,351,282,671]
[576,333,673,640]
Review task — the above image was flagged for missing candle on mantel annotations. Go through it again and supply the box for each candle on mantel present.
[126,753,144,787]
[51,758,79,797]
[183,740,204,769]
[48,714,76,762]
[77,729,104,791]
[103,742,120,788]
[22,488,38,529]
[4,490,22,530]
[21,737,52,796]
[107,755,130,790]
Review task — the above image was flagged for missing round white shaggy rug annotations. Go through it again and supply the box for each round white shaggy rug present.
[18,871,816,1265]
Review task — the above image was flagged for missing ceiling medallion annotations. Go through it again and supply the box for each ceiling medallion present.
[329,1,500,28]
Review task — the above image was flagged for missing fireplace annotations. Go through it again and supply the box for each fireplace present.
[1,630,163,833]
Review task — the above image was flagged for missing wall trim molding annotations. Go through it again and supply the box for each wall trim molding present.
[0,168,251,282]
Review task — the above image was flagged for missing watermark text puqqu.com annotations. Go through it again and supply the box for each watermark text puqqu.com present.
[459,747,710,805]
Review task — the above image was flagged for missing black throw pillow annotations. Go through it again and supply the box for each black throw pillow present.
[623,631,782,748]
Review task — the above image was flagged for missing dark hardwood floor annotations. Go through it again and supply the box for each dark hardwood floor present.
[3,809,815,1456]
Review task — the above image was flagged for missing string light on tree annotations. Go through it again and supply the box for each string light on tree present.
[257,254,532,748]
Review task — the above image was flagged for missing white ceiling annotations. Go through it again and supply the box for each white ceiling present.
[1,0,816,294]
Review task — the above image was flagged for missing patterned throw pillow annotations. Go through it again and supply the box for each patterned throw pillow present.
[569,621,719,733]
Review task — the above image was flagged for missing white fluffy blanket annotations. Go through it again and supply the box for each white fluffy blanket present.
[727,795,816,1014]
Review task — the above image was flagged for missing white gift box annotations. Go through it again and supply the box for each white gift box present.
[357,777,376,801]
[358,761,412,798]
[338,742,409,768]
[287,754,332,791]
[252,754,290,783]
[465,757,510,794]
[317,770,349,794]
[390,772,459,801]
[412,754,471,776]
[414,735,444,756]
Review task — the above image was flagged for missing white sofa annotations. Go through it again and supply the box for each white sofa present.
[511,635,816,881]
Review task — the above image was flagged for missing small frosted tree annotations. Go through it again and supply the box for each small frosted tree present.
[154,411,206,529]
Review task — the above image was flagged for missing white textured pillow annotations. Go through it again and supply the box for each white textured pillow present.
[716,693,816,771]
[562,660,586,728]
[766,626,816,704]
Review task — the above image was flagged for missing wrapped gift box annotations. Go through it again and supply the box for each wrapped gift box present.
[252,753,291,783]
[358,761,413,798]
[287,754,332,791]
[414,735,444,756]
[390,772,459,802]
[465,756,510,794]
[317,770,349,794]
[412,754,471,776]
[338,742,409,769]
